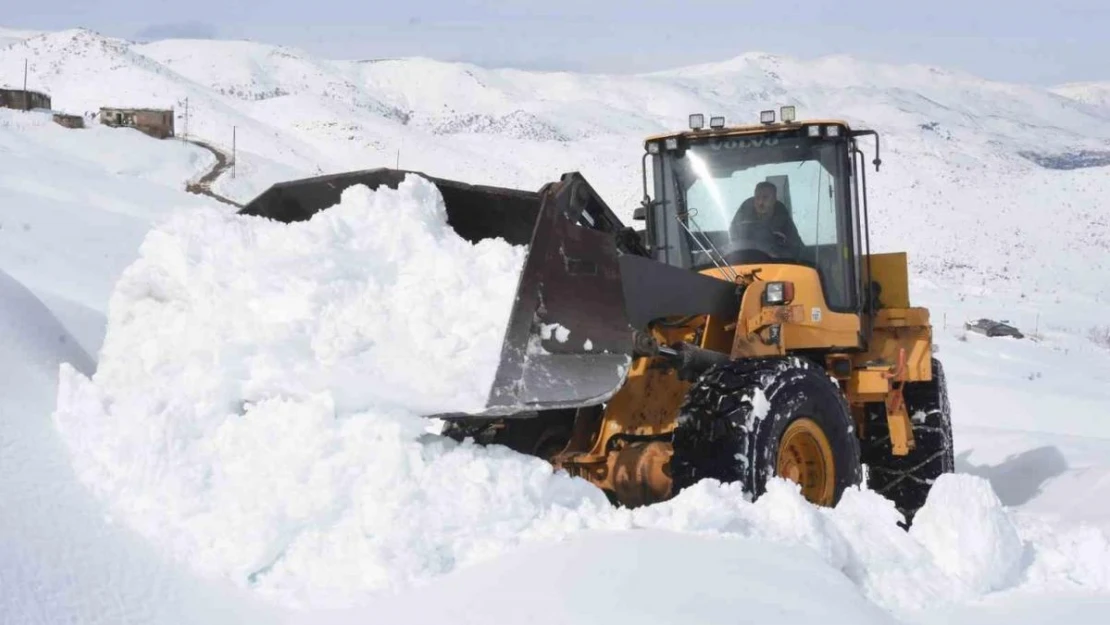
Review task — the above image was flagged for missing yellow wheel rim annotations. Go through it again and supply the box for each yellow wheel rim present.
[776,418,836,506]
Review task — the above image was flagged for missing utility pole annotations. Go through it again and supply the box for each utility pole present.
[232,125,237,179]
[184,97,189,140]
[22,59,28,111]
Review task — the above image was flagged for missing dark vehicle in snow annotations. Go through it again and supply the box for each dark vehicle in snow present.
[965,318,1024,339]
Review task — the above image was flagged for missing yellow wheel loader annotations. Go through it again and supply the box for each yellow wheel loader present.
[241,107,954,522]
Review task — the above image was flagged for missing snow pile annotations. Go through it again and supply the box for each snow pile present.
[51,175,1110,614]
[911,475,1026,593]
[0,266,288,625]
[94,173,524,415]
[52,174,545,604]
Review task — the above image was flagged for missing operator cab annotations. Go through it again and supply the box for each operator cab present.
[637,106,881,316]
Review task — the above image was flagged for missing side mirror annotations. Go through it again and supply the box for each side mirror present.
[632,206,646,221]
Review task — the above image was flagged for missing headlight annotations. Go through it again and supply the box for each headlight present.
[764,281,795,305]
[664,137,679,150]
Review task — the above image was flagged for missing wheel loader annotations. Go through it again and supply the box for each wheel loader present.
[240,106,954,522]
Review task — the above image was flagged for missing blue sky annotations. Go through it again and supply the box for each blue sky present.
[6,0,1107,84]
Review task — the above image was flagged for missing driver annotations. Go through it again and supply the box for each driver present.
[729,181,804,257]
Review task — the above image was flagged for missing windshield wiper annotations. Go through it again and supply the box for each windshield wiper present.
[670,169,738,282]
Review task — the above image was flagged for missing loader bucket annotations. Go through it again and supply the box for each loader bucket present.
[240,168,642,417]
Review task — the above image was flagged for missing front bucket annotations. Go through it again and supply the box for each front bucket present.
[240,168,643,417]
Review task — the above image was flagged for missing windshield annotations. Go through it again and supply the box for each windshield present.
[650,135,857,311]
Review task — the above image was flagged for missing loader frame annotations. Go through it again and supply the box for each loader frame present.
[240,116,941,512]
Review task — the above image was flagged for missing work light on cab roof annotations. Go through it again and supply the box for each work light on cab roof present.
[688,113,726,130]
[760,105,798,125]
[689,105,799,131]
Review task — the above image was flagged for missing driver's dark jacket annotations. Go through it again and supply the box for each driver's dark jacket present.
[729,199,804,256]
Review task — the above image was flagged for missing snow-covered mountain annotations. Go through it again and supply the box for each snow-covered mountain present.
[4,25,1110,625]
[3,27,1109,301]
[0,26,42,48]
[1054,81,1110,112]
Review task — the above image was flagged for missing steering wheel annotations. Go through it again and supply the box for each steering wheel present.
[725,220,792,260]
[721,246,775,264]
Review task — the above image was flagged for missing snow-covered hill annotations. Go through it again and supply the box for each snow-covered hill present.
[0,26,42,48]
[1054,82,1110,112]
[0,107,219,354]
[3,27,1109,301]
[3,24,1110,625]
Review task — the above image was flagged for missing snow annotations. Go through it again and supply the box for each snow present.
[750,387,772,421]
[0,27,42,48]
[0,108,215,355]
[910,475,1025,594]
[540,322,571,343]
[0,268,289,625]
[8,27,1110,283]
[1053,81,1110,112]
[50,176,534,606]
[46,173,1110,616]
[326,529,900,625]
[1,23,1110,625]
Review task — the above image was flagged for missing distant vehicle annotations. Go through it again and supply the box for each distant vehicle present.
[965,318,1024,339]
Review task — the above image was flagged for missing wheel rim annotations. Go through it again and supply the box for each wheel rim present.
[776,417,836,506]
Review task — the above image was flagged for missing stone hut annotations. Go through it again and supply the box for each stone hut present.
[52,113,85,129]
[0,88,51,111]
[99,107,175,139]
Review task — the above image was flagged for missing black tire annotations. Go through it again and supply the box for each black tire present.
[862,357,955,524]
[672,357,863,506]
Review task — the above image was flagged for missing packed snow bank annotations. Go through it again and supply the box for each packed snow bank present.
[0,269,288,625]
[0,107,218,357]
[52,176,1110,615]
[334,529,899,625]
[0,268,93,390]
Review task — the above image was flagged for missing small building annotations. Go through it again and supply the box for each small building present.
[99,106,175,139]
[52,113,85,129]
[0,88,51,111]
